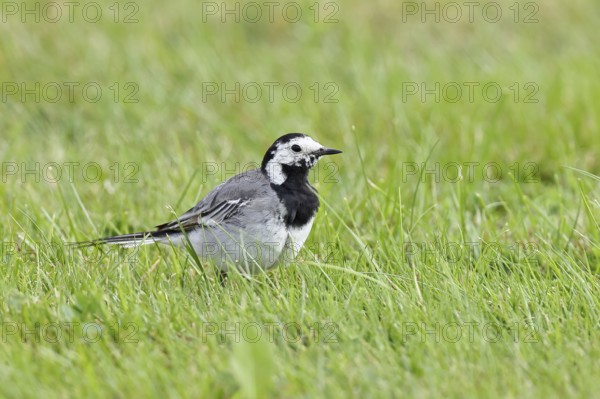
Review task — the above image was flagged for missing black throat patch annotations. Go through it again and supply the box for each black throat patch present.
[269,164,319,227]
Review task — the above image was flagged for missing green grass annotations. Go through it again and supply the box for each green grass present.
[1,0,600,397]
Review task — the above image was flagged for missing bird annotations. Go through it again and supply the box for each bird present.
[81,133,342,277]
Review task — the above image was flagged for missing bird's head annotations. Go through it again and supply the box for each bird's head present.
[261,133,342,185]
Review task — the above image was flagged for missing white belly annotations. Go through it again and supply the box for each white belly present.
[281,216,315,264]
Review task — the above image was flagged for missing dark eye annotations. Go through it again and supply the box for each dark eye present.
[291,144,302,152]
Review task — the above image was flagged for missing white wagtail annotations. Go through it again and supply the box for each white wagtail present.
[83,133,342,276]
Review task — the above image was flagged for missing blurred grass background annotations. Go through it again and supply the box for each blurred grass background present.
[1,0,599,397]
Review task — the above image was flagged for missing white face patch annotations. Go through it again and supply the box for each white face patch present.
[266,162,286,185]
[265,136,325,185]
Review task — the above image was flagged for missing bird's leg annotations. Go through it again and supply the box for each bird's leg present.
[218,270,228,285]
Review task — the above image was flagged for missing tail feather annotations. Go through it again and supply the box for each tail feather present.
[78,230,176,248]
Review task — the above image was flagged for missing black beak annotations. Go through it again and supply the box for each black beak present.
[318,147,343,156]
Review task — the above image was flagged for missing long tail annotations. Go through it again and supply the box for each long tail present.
[77,229,178,248]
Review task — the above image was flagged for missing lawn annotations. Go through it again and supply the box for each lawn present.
[1,0,599,397]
